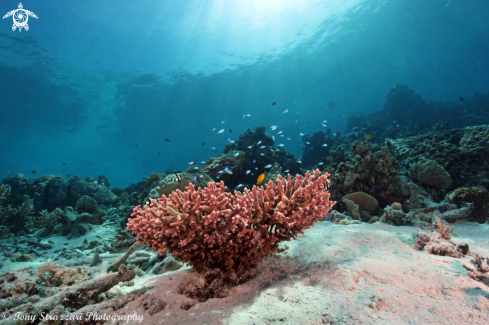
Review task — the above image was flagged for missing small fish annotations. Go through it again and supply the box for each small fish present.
[257,141,262,145]
[253,160,256,163]
[223,167,229,172]
[199,174,203,177]
[306,141,310,144]
[194,166,199,169]
[280,134,284,137]
[201,161,206,164]
[246,114,251,117]
[159,152,160,155]
[247,145,253,148]
[323,120,327,123]
[299,133,304,136]
[201,142,205,145]
[222,121,225,123]
[234,152,240,157]
[62,163,67,165]
[460,97,464,101]
[228,140,235,143]
[165,139,170,142]
[259,145,265,149]
[318,162,324,165]
[264,164,272,168]
[255,167,258,170]
[174,173,182,182]
[243,115,246,118]
[283,109,288,113]
[322,124,327,127]
[246,170,251,175]
[230,129,232,133]
[287,138,291,140]
[277,144,284,148]
[297,160,302,163]
[32,171,38,175]
[322,144,328,147]
[189,161,195,165]
[212,128,216,131]
[212,163,219,168]
[277,131,282,135]
[218,170,223,174]
[236,184,243,189]
[256,173,266,184]
[226,170,233,174]
[284,169,289,173]
[270,125,278,130]
[272,136,275,141]
[272,102,276,106]
[212,147,216,150]
[193,176,197,180]
[218,129,225,134]
[366,134,372,140]
[136,144,137,148]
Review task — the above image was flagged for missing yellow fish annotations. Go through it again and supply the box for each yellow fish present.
[366,134,372,140]
[256,173,265,184]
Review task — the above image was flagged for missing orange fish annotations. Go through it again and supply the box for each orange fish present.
[256,173,265,184]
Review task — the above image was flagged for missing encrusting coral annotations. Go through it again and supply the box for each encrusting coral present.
[127,169,335,277]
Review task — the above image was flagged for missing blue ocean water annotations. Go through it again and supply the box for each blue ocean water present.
[1,0,488,188]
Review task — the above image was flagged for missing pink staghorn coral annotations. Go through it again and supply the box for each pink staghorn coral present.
[127,169,335,276]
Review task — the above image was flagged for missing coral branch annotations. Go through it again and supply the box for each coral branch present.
[127,169,334,276]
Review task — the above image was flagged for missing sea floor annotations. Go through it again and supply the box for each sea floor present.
[98,221,489,325]
[1,220,489,325]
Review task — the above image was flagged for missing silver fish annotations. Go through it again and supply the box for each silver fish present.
[218,129,225,134]
[264,164,272,168]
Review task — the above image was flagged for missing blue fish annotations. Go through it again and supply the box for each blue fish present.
[264,164,272,168]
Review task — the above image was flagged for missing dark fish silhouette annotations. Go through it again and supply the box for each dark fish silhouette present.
[135,144,137,148]
[201,142,205,145]
[62,163,67,166]
[459,97,464,101]
[31,171,38,175]
[272,102,276,106]
[165,139,170,142]
[159,152,161,155]
[229,129,232,133]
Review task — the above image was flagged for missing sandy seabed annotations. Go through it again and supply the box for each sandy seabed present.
[100,220,489,325]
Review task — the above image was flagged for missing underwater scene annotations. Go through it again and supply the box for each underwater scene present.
[1,0,489,324]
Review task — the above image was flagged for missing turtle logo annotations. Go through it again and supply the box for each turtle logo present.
[3,3,37,32]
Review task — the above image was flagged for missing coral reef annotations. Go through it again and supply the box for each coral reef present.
[413,217,468,258]
[386,124,489,189]
[329,140,400,203]
[341,192,378,221]
[410,159,452,190]
[222,127,302,188]
[127,170,335,276]
[444,187,489,223]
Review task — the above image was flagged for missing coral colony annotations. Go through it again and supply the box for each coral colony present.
[128,170,335,276]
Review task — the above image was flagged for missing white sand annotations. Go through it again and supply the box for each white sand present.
[104,220,489,325]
